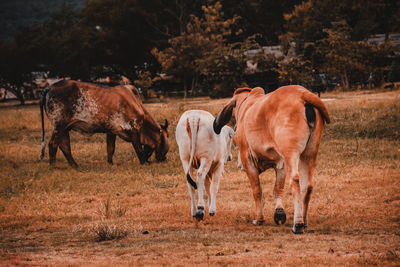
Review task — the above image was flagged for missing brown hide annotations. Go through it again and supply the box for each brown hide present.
[40,80,168,166]
[214,85,330,233]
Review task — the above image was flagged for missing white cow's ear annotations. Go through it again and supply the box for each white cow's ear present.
[213,98,236,134]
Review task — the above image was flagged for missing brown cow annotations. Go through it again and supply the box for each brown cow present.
[213,85,330,234]
[39,80,169,167]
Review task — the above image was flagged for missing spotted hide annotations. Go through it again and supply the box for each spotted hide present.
[213,86,330,234]
[39,80,169,167]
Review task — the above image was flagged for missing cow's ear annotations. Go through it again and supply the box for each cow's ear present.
[213,98,236,134]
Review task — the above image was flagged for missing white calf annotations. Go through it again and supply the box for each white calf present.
[176,110,234,221]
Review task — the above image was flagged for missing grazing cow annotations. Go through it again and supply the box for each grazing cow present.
[39,80,169,167]
[213,86,330,234]
[176,110,235,220]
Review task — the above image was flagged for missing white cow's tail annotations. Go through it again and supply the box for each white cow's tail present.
[186,116,199,190]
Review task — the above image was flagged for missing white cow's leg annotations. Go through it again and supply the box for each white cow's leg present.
[209,163,224,216]
[181,159,197,217]
[273,165,286,225]
[299,156,316,229]
[205,175,211,213]
[285,154,305,234]
[195,158,211,221]
[187,180,197,217]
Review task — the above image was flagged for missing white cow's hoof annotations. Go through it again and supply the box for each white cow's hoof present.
[292,223,305,234]
[252,219,264,226]
[195,206,204,221]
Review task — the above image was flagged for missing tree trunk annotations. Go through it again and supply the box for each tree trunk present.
[16,88,25,105]
[191,77,195,96]
[342,69,349,90]
[184,79,187,98]
[8,86,25,105]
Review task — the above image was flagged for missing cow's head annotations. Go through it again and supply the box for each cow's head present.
[142,144,155,163]
[213,87,252,134]
[138,118,169,163]
[155,119,169,162]
[221,125,235,162]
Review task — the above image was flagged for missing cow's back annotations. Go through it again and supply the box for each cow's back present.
[238,86,312,158]
[46,80,144,135]
[176,110,218,162]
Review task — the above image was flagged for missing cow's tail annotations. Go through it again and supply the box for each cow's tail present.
[39,86,50,160]
[302,89,331,124]
[186,116,199,190]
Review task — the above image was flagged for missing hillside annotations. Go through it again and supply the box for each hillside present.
[0,0,85,42]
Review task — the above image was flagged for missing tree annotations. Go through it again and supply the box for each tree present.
[276,54,313,87]
[0,26,44,104]
[282,0,400,51]
[280,0,399,89]
[134,71,153,98]
[318,20,389,89]
[152,2,241,97]
[197,35,264,97]
[388,60,400,83]
[23,4,85,79]
[219,0,302,45]
[3,1,204,83]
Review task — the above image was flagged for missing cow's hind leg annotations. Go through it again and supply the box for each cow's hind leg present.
[243,157,264,225]
[195,158,212,221]
[273,165,287,225]
[58,130,78,168]
[181,159,197,217]
[187,179,197,217]
[106,133,116,164]
[208,163,223,216]
[285,153,305,234]
[240,150,265,224]
[299,155,316,229]
[205,175,211,214]
[48,130,59,165]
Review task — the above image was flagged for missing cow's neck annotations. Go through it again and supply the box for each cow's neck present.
[235,93,251,121]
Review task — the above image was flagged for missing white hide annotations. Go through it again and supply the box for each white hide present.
[176,110,234,218]
[72,88,99,123]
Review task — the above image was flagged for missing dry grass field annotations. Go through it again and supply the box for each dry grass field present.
[0,88,399,266]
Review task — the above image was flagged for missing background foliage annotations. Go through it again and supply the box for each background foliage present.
[0,0,399,103]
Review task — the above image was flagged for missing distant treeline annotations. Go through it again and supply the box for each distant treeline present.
[0,0,85,42]
[0,0,399,104]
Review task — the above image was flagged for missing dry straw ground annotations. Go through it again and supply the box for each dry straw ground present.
[0,88,399,266]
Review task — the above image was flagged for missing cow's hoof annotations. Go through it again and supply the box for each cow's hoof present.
[252,219,264,226]
[274,208,286,225]
[292,223,305,234]
[209,212,215,216]
[195,207,204,221]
